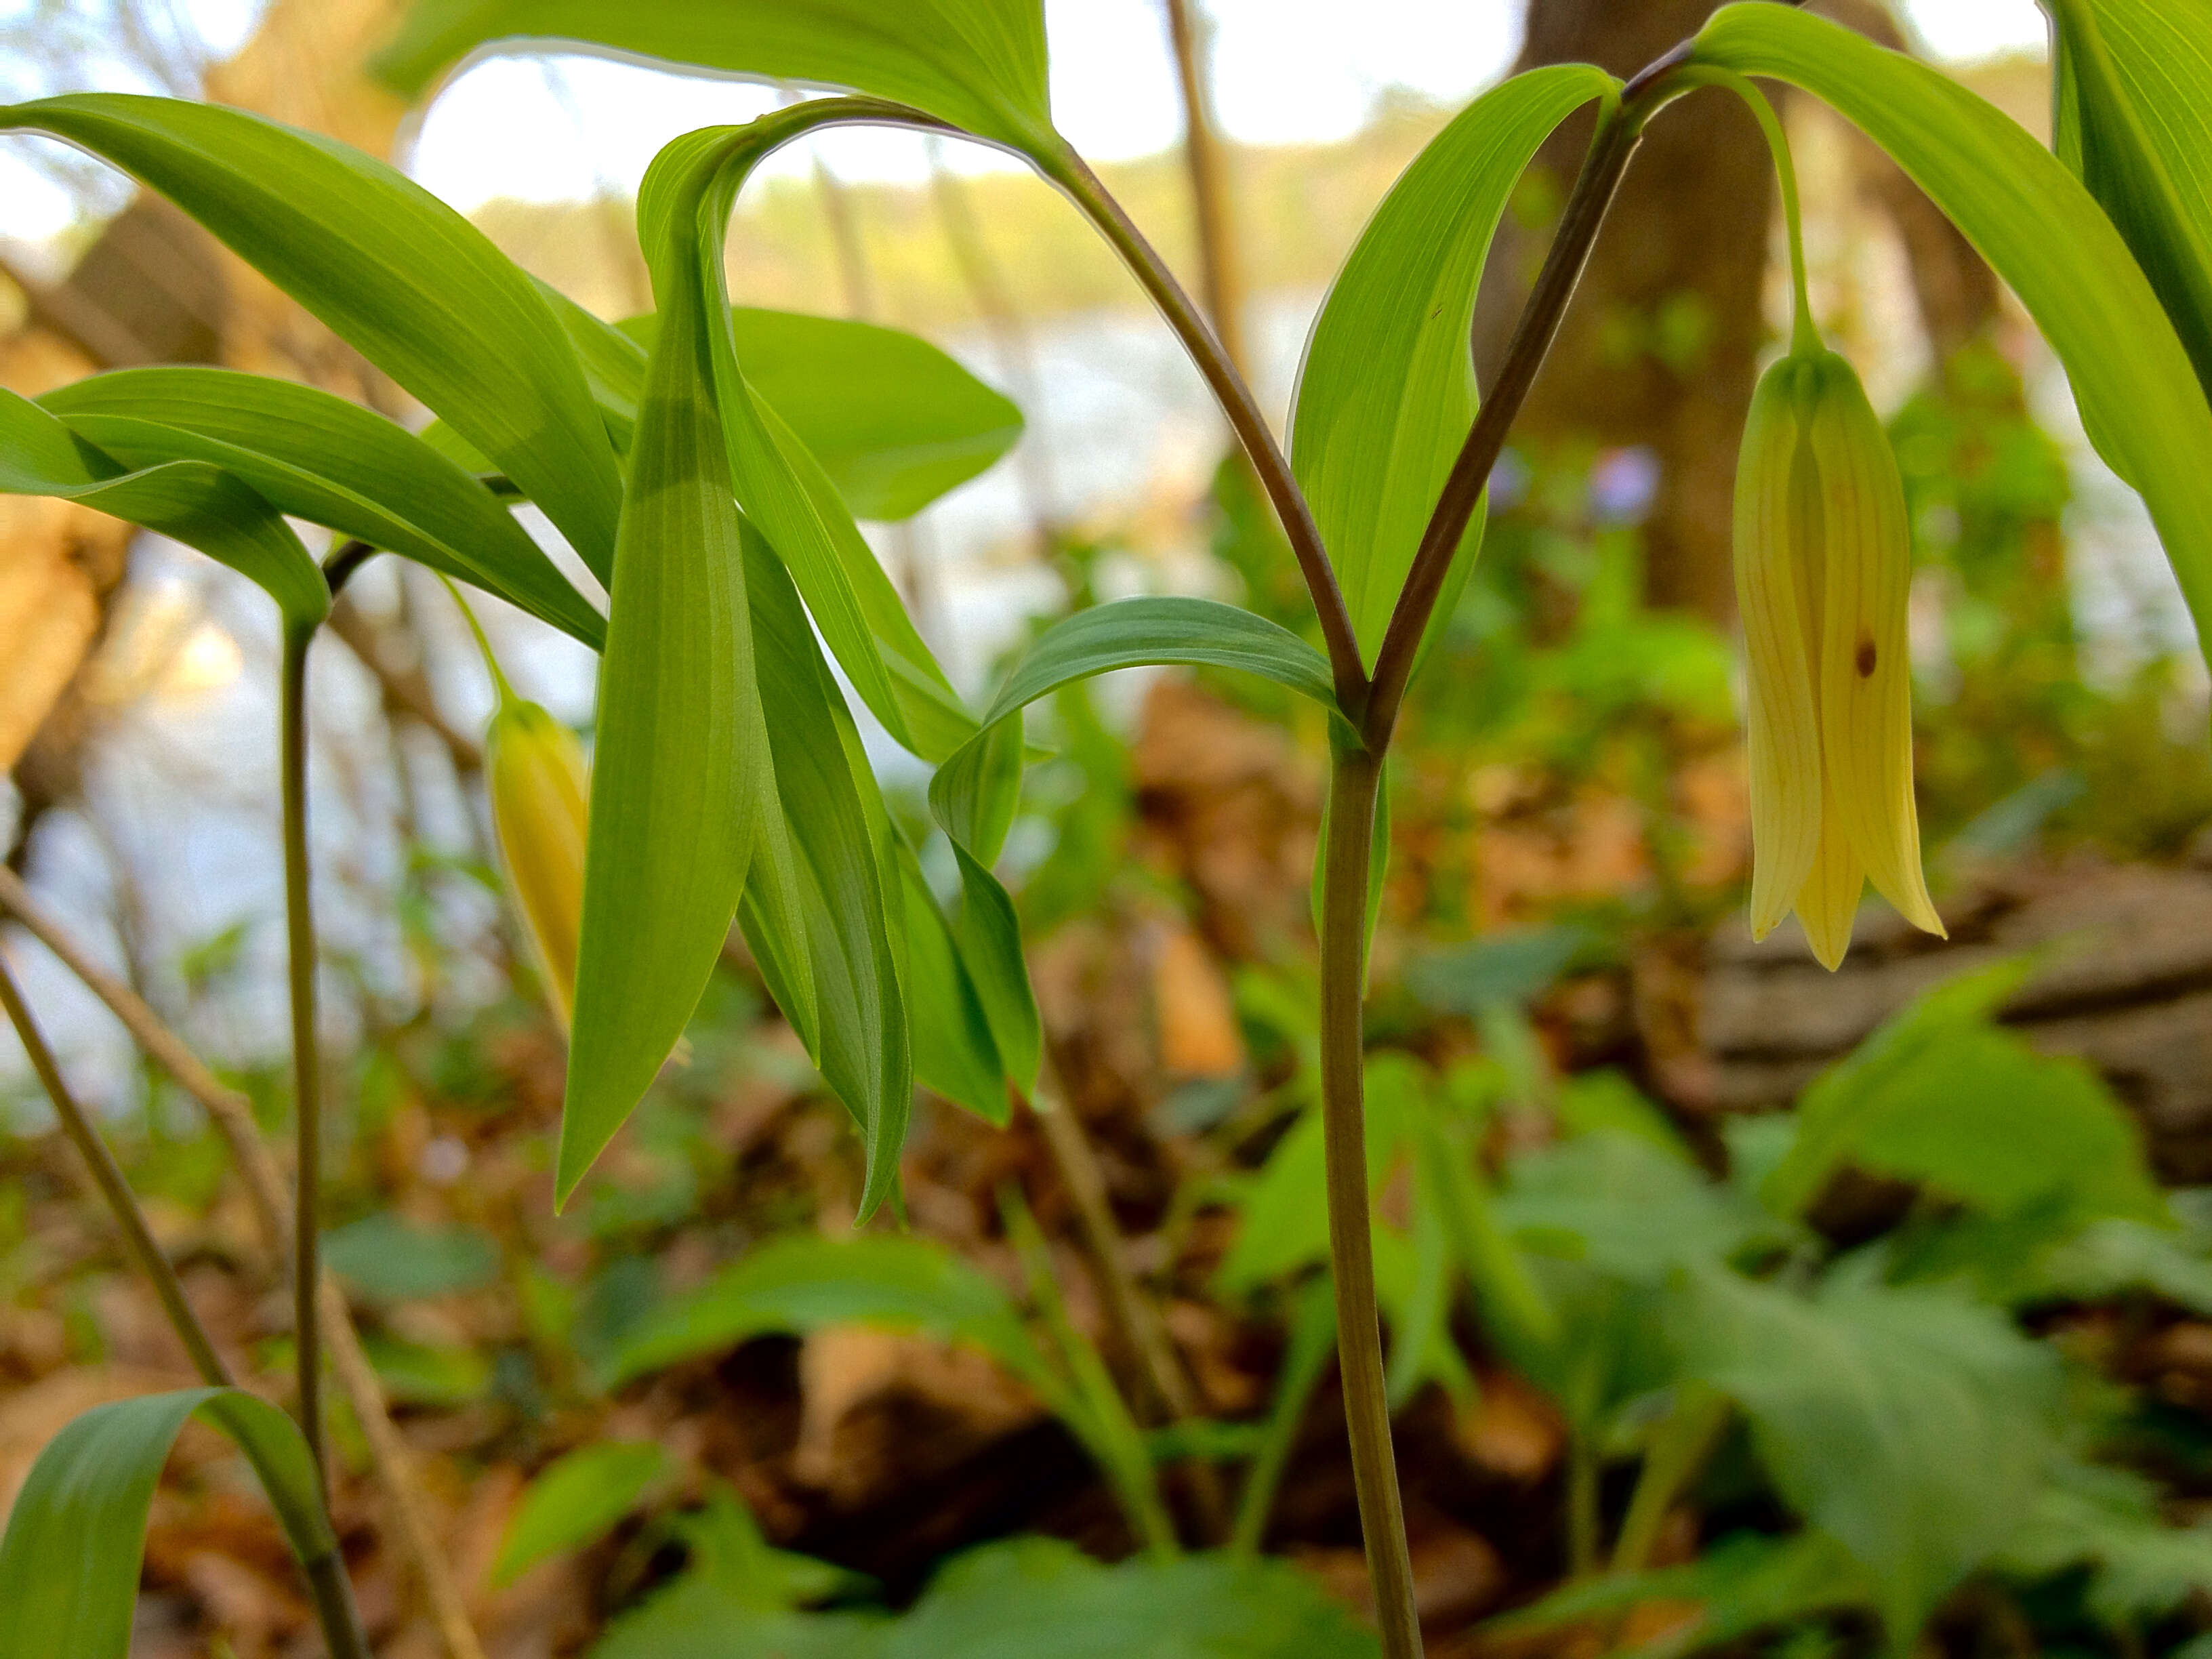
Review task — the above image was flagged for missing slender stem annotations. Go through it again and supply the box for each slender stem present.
[1317,740,1421,1657]
[303,1552,371,1659]
[1027,1084,1229,1542]
[1566,1433,1600,1578]
[1361,95,1647,747]
[1046,147,1368,710]
[1610,1382,1730,1576]
[0,958,231,1387]
[1230,1276,1336,1555]
[280,624,326,1486]
[1685,68,1816,353]
[1162,0,1249,375]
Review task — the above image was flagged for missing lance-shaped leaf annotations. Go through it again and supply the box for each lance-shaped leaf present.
[2046,0,2212,403]
[0,93,621,579]
[740,525,912,1219]
[575,113,982,763]
[0,388,325,635]
[896,840,1010,1124]
[919,595,1344,1101]
[1693,3,2212,667]
[41,367,603,649]
[1291,64,1618,662]
[0,1389,338,1659]
[577,302,1025,520]
[373,0,1057,155]
[558,131,773,1204]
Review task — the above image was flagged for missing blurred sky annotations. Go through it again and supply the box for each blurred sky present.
[0,0,2049,237]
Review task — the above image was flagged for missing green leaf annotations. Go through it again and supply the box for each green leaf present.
[1671,1271,2063,1643]
[606,307,1024,520]
[1692,3,2212,666]
[0,1388,338,1659]
[558,127,774,1204]
[880,1536,1380,1658]
[979,597,1340,727]
[611,120,980,764]
[0,94,621,578]
[41,367,604,649]
[0,387,325,633]
[1758,957,2163,1229]
[373,0,1057,155]
[323,1211,501,1300]
[1290,65,1616,663]
[2001,1459,2212,1627]
[494,1441,669,1586]
[602,1233,1069,1412]
[741,525,911,1218]
[897,844,1010,1124]
[2045,0,2212,404]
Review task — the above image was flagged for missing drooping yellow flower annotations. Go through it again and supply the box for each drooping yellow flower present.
[1734,346,1945,969]
[487,693,589,1030]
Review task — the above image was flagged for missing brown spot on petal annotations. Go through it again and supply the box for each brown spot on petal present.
[1856,636,1877,678]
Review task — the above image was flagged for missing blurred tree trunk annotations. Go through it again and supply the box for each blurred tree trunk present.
[1473,0,1776,625]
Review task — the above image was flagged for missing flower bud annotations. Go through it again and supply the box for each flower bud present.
[1734,346,1944,969]
[487,695,588,1030]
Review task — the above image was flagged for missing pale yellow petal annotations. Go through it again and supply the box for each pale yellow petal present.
[1795,795,1864,972]
[1806,354,1944,939]
[489,699,590,1031]
[1735,357,1824,940]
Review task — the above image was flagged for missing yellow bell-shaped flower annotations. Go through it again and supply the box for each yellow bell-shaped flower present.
[486,689,589,1031]
[1734,346,1945,969]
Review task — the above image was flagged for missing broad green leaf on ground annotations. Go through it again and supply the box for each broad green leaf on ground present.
[322,1212,501,1300]
[1760,958,2033,1216]
[600,307,1023,519]
[1403,923,1594,1017]
[41,367,604,648]
[1693,4,2212,666]
[1486,1530,1869,1658]
[493,1442,670,1586]
[375,0,1055,153]
[558,128,773,1205]
[0,1388,337,1659]
[0,386,325,633]
[2046,0,2212,402]
[1500,1130,1780,1286]
[0,94,620,578]
[594,1534,1378,1659]
[2028,1193,2212,1315]
[603,1233,1068,1408]
[2000,1458,2212,1626]
[1671,1270,2064,1643]
[741,526,911,1217]
[881,1536,1380,1658]
[1290,64,1617,663]
[1761,958,2161,1230]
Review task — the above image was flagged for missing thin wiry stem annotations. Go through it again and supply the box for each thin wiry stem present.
[279,624,326,1485]
[0,957,230,1387]
[1044,148,1368,710]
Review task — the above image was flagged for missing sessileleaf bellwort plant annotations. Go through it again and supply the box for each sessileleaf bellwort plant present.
[5,7,2212,1659]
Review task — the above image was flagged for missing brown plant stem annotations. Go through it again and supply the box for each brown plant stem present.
[0,958,231,1387]
[1045,148,1368,708]
[0,862,490,1659]
[1162,0,1249,375]
[1026,1083,1229,1542]
[280,625,327,1487]
[1317,739,1420,1656]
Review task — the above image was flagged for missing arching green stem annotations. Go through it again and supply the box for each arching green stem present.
[1685,66,1818,353]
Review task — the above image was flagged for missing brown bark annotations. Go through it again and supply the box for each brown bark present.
[1474,0,1776,626]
